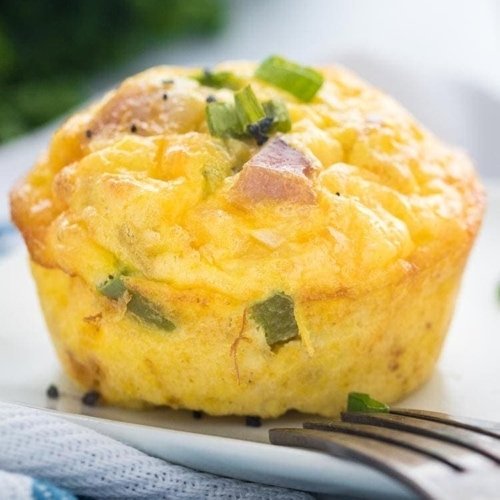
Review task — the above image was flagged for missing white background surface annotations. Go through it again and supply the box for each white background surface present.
[116,0,500,86]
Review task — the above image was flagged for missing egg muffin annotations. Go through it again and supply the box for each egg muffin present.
[10,56,485,417]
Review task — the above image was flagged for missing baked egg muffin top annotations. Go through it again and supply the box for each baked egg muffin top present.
[11,56,485,333]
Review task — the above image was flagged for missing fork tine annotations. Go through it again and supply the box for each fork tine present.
[390,408,500,438]
[269,426,465,500]
[304,420,471,470]
[341,411,500,464]
[270,409,500,500]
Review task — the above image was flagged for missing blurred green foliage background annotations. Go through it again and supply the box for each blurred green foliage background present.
[0,0,227,144]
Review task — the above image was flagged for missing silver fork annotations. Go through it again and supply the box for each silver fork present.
[269,409,500,499]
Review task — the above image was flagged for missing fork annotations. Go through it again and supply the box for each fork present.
[269,408,500,499]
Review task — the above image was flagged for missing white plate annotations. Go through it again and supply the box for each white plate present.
[1,183,499,500]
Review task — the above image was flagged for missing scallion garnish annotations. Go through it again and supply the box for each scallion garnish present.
[194,69,241,90]
[262,99,292,133]
[205,102,243,138]
[234,85,267,131]
[204,80,292,144]
[255,55,324,102]
[346,392,390,413]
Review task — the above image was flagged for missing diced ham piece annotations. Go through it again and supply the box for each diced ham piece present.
[229,137,316,206]
[86,79,205,139]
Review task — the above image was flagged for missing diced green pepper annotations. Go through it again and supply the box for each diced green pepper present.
[97,274,175,331]
[98,274,127,299]
[250,292,299,346]
[126,292,175,331]
[346,392,390,413]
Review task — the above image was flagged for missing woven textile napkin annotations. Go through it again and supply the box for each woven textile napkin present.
[0,402,315,500]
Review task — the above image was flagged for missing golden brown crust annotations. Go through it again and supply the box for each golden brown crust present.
[10,61,485,417]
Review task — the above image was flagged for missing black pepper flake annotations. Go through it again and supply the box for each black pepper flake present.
[206,95,217,103]
[246,126,267,146]
[192,410,203,420]
[245,415,262,428]
[46,384,59,399]
[162,93,168,101]
[247,116,274,146]
[130,124,137,133]
[85,129,93,139]
[335,192,340,196]
[82,390,100,406]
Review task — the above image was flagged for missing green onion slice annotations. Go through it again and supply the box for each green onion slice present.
[194,69,241,90]
[255,55,324,102]
[234,85,266,130]
[346,392,390,413]
[262,99,292,133]
[205,101,243,138]
[205,84,292,144]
